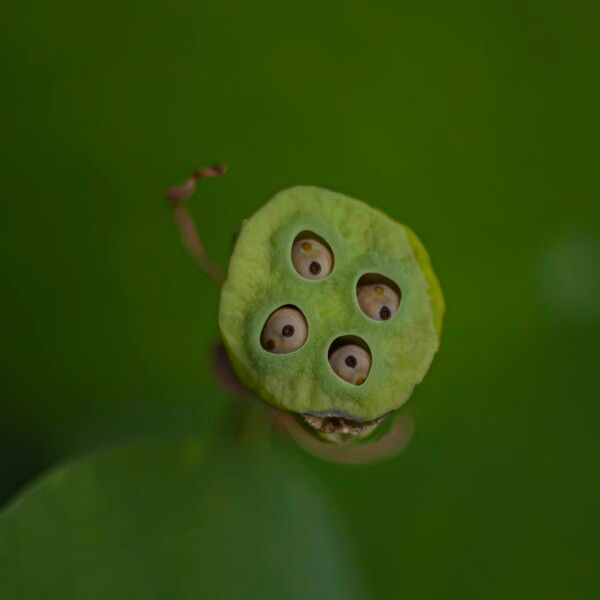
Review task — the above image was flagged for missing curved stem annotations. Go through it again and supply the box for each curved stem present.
[166,165,227,285]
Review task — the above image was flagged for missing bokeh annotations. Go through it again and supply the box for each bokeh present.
[1,1,598,598]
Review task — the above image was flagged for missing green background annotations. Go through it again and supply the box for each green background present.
[1,1,598,598]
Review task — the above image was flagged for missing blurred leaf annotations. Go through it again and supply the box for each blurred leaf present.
[0,436,364,600]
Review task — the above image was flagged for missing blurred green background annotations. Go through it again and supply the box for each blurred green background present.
[1,0,599,598]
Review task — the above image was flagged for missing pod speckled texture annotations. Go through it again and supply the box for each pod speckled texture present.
[219,186,444,422]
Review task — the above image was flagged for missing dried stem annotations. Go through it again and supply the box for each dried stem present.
[166,165,227,285]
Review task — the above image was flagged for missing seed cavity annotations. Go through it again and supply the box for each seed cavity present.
[291,231,333,280]
[356,273,401,321]
[261,305,308,354]
[328,336,371,385]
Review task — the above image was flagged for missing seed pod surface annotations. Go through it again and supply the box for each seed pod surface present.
[219,186,444,424]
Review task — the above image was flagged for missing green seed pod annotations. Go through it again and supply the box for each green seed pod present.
[219,186,444,434]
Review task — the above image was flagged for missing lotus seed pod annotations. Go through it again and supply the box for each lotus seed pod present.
[219,186,444,433]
